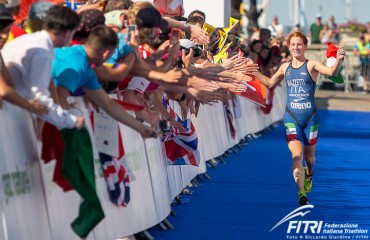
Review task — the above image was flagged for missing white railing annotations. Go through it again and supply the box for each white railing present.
[0,85,286,240]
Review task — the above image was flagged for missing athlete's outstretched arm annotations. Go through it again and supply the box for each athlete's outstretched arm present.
[253,62,288,89]
[314,47,345,76]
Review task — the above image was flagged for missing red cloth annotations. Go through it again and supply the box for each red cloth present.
[233,76,267,107]
[14,0,36,25]
[326,42,338,58]
[112,98,144,111]
[6,25,27,43]
[10,25,26,38]
[41,122,73,191]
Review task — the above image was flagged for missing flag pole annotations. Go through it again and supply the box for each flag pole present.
[206,20,240,50]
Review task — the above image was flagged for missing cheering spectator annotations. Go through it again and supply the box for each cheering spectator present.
[52,25,157,138]
[0,3,47,114]
[2,5,84,129]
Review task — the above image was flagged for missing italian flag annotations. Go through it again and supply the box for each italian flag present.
[326,42,344,84]
[285,123,297,141]
[309,124,320,145]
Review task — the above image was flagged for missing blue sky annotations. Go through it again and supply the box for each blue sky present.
[258,0,370,27]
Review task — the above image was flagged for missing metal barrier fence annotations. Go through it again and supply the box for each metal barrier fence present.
[306,44,362,93]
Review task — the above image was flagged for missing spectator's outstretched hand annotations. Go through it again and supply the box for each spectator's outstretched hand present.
[164,68,183,83]
[74,116,85,129]
[139,124,158,139]
[157,40,170,54]
[232,72,253,83]
[222,54,244,70]
[28,98,49,115]
[188,87,221,104]
[189,24,209,45]
[182,48,195,68]
[222,82,247,92]
[188,77,220,92]
[169,118,186,132]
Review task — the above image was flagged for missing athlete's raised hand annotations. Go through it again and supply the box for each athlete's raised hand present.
[337,47,346,61]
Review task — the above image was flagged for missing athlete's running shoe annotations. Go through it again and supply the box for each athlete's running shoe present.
[304,167,313,193]
[298,190,309,206]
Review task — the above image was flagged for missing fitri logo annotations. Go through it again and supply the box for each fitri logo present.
[269,205,323,234]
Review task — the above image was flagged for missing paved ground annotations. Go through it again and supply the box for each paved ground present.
[316,90,370,112]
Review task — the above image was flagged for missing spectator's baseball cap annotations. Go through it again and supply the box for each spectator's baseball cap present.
[76,9,105,37]
[316,13,322,18]
[136,7,168,29]
[28,2,54,21]
[0,3,14,23]
[105,10,123,30]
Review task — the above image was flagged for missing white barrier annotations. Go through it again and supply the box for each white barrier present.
[0,103,51,240]
[0,85,286,240]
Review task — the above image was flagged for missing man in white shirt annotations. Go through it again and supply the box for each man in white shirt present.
[267,15,284,38]
[2,5,84,129]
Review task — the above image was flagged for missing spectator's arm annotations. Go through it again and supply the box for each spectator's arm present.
[95,52,136,82]
[162,17,209,45]
[131,57,183,84]
[48,79,59,104]
[0,55,48,115]
[83,87,157,138]
[0,67,47,115]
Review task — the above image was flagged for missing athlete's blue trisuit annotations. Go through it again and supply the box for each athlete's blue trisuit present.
[284,61,320,146]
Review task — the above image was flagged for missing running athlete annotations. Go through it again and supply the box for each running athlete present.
[251,32,345,205]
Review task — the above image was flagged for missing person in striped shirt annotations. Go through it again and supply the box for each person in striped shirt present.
[251,31,345,206]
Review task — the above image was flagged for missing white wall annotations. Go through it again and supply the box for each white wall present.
[183,0,231,28]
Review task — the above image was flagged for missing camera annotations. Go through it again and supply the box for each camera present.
[158,120,171,133]
[180,46,203,58]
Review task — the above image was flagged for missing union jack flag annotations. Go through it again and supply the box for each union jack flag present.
[98,151,132,207]
[91,109,135,207]
[161,97,200,166]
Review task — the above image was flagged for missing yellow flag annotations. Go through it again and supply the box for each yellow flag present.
[213,42,232,64]
[218,29,227,49]
[218,18,239,49]
[203,23,215,37]
[229,17,239,28]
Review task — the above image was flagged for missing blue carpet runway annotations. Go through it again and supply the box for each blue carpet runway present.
[150,110,370,240]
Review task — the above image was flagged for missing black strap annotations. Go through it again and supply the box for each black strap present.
[285,107,317,129]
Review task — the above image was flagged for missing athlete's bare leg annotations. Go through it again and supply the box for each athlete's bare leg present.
[304,144,316,177]
[288,140,305,191]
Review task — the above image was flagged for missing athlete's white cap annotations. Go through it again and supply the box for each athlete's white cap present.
[316,13,322,18]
